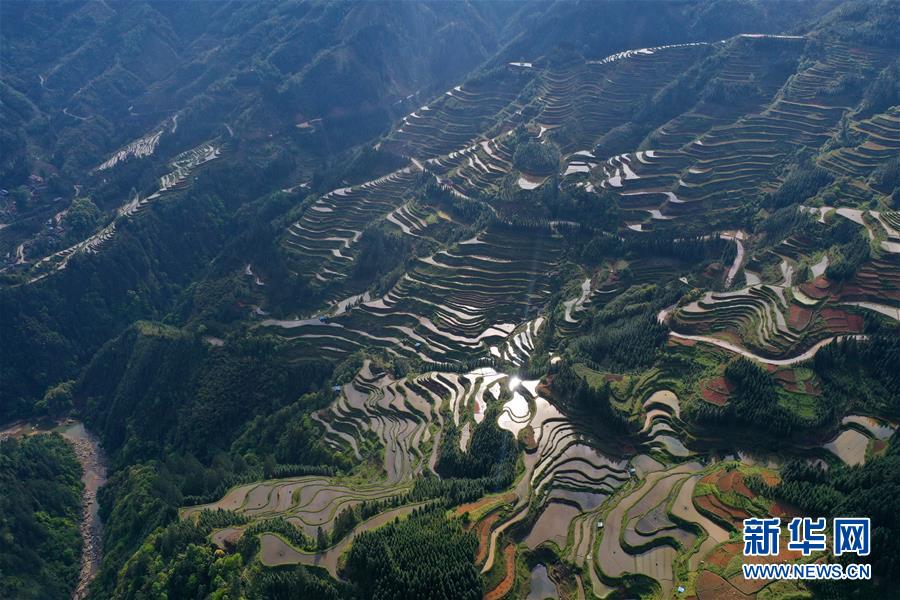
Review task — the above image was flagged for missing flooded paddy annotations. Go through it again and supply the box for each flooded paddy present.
[527,564,558,599]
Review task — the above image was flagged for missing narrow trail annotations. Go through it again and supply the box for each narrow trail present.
[670,332,866,365]
[484,544,516,600]
[721,230,746,288]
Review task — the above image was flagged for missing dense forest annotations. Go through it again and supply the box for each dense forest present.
[760,437,900,597]
[344,506,481,600]
[0,434,83,599]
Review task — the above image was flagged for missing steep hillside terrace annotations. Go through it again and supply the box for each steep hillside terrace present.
[539,44,709,153]
[281,163,421,284]
[16,140,223,284]
[381,69,533,160]
[819,107,900,182]
[594,41,892,227]
[265,226,564,362]
[313,360,447,482]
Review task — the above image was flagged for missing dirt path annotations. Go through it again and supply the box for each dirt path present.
[669,332,866,365]
[484,544,516,600]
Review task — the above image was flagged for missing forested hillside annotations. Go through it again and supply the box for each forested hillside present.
[0,434,83,599]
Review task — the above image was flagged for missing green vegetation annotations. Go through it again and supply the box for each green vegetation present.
[1,2,898,599]
[344,505,481,600]
[513,137,560,175]
[0,434,83,600]
[436,404,518,486]
[764,438,900,597]
[109,511,348,599]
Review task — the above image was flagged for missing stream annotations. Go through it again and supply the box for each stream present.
[0,419,107,600]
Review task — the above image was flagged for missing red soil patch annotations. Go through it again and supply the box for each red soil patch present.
[455,493,515,518]
[474,513,501,565]
[800,279,831,300]
[717,471,738,493]
[670,337,698,347]
[696,570,752,600]
[768,500,801,519]
[696,495,749,530]
[700,377,734,406]
[730,473,755,499]
[604,373,625,382]
[710,377,735,394]
[484,544,516,600]
[706,541,742,569]
[701,387,728,406]
[787,304,813,330]
[774,369,798,384]
[820,308,864,333]
[728,545,805,594]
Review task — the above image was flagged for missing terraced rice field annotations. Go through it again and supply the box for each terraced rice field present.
[691,465,814,598]
[311,360,448,481]
[383,69,533,159]
[819,107,900,180]
[267,226,563,361]
[258,502,424,578]
[595,462,705,596]
[182,476,409,538]
[596,39,889,228]
[164,32,900,598]
[281,164,421,284]
[20,139,223,284]
[668,210,898,361]
[822,415,896,466]
[94,128,163,172]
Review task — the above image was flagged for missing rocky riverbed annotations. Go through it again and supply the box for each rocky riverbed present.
[60,422,107,600]
[0,419,106,600]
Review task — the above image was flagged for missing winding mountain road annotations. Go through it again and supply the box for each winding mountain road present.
[670,332,867,365]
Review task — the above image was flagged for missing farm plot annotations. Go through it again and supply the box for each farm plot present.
[478,379,633,598]
[823,415,896,466]
[640,390,691,458]
[490,316,545,366]
[21,140,222,284]
[266,226,563,362]
[281,164,421,285]
[312,360,447,481]
[537,43,709,152]
[819,107,900,182]
[668,223,895,360]
[94,128,163,172]
[596,39,888,225]
[434,130,519,198]
[670,283,820,359]
[182,475,408,540]
[382,69,533,159]
[692,465,814,599]
[594,462,706,597]
[258,502,423,578]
